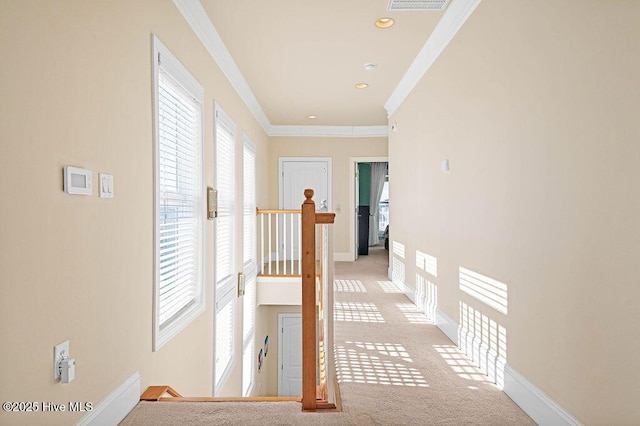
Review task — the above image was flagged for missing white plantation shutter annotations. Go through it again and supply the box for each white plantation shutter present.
[214,104,236,392]
[215,108,236,289]
[153,36,205,351]
[242,135,257,395]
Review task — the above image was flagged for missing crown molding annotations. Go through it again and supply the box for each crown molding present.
[268,125,388,138]
[385,0,482,117]
[172,0,271,133]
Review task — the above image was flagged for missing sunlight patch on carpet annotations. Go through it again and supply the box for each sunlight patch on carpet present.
[433,345,494,384]
[334,342,428,387]
[395,303,432,324]
[377,280,403,293]
[334,301,385,323]
[334,279,367,293]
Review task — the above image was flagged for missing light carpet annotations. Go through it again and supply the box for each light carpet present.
[121,246,535,425]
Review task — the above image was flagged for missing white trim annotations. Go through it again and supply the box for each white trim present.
[504,365,583,426]
[348,157,389,261]
[172,0,271,132]
[385,0,482,117]
[435,307,459,346]
[269,125,388,138]
[404,282,416,303]
[76,372,140,426]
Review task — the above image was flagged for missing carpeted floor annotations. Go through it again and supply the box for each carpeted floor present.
[121,246,535,425]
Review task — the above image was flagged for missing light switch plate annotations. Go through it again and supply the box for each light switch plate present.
[53,340,69,379]
[99,173,114,198]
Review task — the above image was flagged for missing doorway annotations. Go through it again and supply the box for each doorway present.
[349,159,389,260]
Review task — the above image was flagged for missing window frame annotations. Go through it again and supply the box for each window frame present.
[213,103,237,393]
[242,133,257,396]
[152,35,206,352]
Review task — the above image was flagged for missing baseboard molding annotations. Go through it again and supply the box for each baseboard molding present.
[435,308,459,346]
[333,252,352,262]
[76,372,140,426]
[503,365,582,426]
[403,282,416,303]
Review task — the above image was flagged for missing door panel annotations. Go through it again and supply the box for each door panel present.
[280,159,330,260]
[279,314,302,396]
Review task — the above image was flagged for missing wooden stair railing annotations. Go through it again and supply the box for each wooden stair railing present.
[301,189,335,412]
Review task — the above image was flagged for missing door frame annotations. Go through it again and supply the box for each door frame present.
[278,312,302,396]
[278,157,332,210]
[349,156,389,261]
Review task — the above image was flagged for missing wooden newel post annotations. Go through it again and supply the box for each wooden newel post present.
[301,189,317,411]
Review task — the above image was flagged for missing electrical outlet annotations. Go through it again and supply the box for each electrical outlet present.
[53,340,69,380]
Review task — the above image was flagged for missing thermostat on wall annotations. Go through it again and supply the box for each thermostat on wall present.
[64,166,92,195]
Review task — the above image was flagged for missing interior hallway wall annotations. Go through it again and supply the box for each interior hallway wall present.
[0,1,269,423]
[388,0,640,423]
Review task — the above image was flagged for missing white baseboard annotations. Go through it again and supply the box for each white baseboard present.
[333,252,353,262]
[403,282,416,303]
[435,308,459,346]
[503,365,582,426]
[76,372,140,426]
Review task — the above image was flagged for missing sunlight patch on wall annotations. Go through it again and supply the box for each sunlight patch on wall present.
[391,257,405,287]
[392,241,405,259]
[334,301,385,323]
[415,273,438,322]
[459,267,508,315]
[396,302,431,325]
[334,279,367,293]
[377,280,403,293]
[334,342,428,387]
[433,345,494,384]
[416,250,437,277]
[458,301,507,388]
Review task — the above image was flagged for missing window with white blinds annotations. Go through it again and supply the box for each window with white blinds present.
[214,104,236,392]
[152,36,205,351]
[242,134,257,396]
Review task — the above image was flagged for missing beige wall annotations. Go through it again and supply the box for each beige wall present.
[0,1,268,423]
[268,137,388,256]
[388,0,640,423]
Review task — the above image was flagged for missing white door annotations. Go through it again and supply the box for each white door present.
[279,158,331,259]
[278,314,302,396]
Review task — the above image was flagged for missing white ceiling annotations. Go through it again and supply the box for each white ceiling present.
[198,0,445,128]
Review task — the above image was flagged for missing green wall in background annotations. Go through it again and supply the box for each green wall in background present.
[358,163,371,206]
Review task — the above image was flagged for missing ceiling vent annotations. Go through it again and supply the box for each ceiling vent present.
[387,0,450,11]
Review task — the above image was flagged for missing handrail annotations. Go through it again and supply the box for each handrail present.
[256,208,301,215]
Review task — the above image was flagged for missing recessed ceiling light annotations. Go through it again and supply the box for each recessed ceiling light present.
[308,115,317,119]
[355,83,369,89]
[375,17,394,28]
[364,63,377,71]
